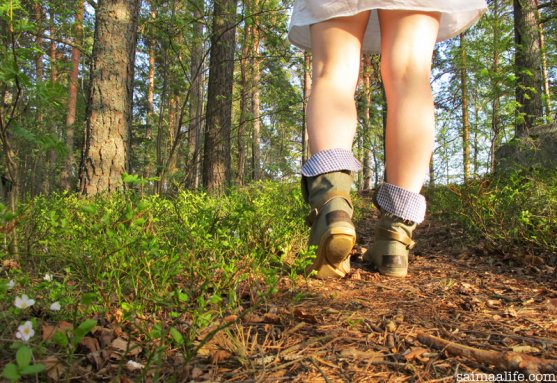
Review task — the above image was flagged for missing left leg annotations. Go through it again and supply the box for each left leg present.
[364,10,440,277]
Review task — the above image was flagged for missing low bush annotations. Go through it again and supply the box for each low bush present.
[426,169,557,257]
[0,181,312,380]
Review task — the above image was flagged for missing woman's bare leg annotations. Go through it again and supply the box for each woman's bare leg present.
[307,11,370,154]
[378,10,440,192]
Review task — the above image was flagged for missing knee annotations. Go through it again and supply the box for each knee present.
[381,54,432,92]
[312,61,360,95]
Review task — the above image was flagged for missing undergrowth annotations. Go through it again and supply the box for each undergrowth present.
[427,169,557,258]
[0,181,312,381]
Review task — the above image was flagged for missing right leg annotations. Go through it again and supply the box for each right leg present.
[302,12,370,278]
[364,10,440,277]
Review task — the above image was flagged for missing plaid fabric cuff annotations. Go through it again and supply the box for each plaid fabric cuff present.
[375,183,426,224]
[301,148,362,177]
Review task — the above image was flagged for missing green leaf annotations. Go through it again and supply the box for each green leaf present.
[16,346,32,368]
[170,327,184,345]
[53,330,68,348]
[19,364,45,375]
[81,204,97,214]
[72,319,97,346]
[2,363,21,382]
[80,292,97,306]
[74,319,97,339]
[122,173,140,184]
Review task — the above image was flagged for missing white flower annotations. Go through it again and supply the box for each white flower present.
[126,360,145,371]
[43,273,53,282]
[7,280,15,290]
[14,294,35,309]
[50,302,61,311]
[15,321,35,342]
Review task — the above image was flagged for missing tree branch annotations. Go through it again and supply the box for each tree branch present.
[417,332,557,375]
[26,32,90,57]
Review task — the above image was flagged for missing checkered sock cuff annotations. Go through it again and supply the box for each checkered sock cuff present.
[375,183,426,224]
[301,148,362,177]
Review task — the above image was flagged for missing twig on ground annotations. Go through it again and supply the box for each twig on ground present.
[417,332,557,375]
[307,357,332,383]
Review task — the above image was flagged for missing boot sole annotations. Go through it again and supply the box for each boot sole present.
[310,227,356,279]
[378,266,408,278]
[363,253,408,278]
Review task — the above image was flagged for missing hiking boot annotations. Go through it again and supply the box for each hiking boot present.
[302,171,356,279]
[363,211,416,278]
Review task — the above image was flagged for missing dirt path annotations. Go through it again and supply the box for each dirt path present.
[188,201,557,382]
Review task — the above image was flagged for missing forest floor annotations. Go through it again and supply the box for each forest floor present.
[183,193,557,382]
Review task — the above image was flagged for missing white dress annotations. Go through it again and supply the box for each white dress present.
[288,0,488,53]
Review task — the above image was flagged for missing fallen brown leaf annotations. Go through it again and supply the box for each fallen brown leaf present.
[110,337,142,360]
[80,336,100,353]
[43,356,64,381]
[339,348,383,361]
[42,321,74,342]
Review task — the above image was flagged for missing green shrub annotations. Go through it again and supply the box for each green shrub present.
[426,169,557,255]
[0,181,312,372]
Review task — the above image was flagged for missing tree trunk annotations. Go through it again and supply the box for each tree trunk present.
[61,1,84,192]
[155,49,168,194]
[186,1,204,189]
[33,1,44,197]
[34,2,44,124]
[429,156,434,186]
[203,0,237,194]
[302,52,311,164]
[513,0,544,136]
[42,1,58,194]
[533,0,551,118]
[473,93,479,177]
[144,1,156,185]
[167,95,179,188]
[361,54,373,190]
[251,5,261,181]
[49,3,57,82]
[491,0,502,173]
[79,0,140,195]
[460,33,470,181]
[237,10,250,186]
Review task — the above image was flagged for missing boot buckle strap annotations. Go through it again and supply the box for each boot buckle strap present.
[377,227,416,250]
[306,191,353,226]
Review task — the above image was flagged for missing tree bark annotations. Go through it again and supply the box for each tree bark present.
[144,1,156,185]
[302,52,311,164]
[203,0,237,194]
[490,0,502,173]
[251,2,261,181]
[237,7,250,186]
[460,33,470,181]
[43,1,58,193]
[361,54,373,190]
[534,0,551,117]
[61,1,84,191]
[513,0,544,136]
[186,1,204,189]
[34,1,44,123]
[79,0,140,195]
[155,48,168,194]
